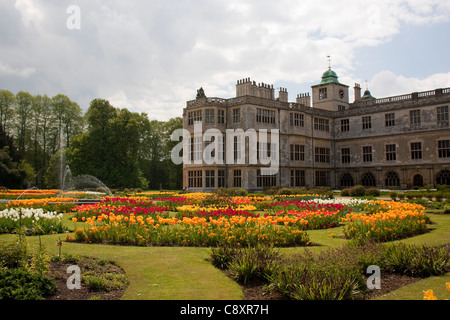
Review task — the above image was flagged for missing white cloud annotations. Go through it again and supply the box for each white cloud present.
[368,70,450,98]
[0,60,35,78]
[14,0,44,26]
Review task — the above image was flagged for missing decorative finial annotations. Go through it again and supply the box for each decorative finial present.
[196,87,206,99]
[365,80,368,90]
[327,55,331,70]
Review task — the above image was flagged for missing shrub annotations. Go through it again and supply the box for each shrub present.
[435,192,444,202]
[414,192,424,200]
[381,243,450,277]
[201,193,234,208]
[268,248,364,300]
[405,192,415,200]
[208,245,238,270]
[264,186,280,195]
[276,188,293,195]
[426,192,435,201]
[0,243,29,269]
[366,187,380,197]
[83,272,128,292]
[444,204,450,214]
[0,268,56,300]
[235,189,248,196]
[219,244,281,284]
[340,188,350,196]
[350,185,366,197]
[389,192,398,201]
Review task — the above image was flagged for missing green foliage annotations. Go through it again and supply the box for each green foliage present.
[140,117,183,190]
[366,187,381,197]
[444,204,450,214]
[209,241,450,300]
[277,188,293,195]
[389,192,398,200]
[214,188,248,197]
[340,186,380,198]
[217,245,282,285]
[83,272,128,292]
[351,185,366,197]
[44,149,65,189]
[268,248,363,300]
[0,124,29,188]
[0,268,56,300]
[0,233,55,300]
[0,243,29,269]
[68,99,148,189]
[209,246,237,270]
[380,243,450,277]
[31,237,50,275]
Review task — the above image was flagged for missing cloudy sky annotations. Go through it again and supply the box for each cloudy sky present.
[1,0,449,121]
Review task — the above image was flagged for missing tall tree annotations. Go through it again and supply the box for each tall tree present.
[63,101,83,149]
[0,90,15,135]
[68,99,147,189]
[163,117,183,190]
[14,91,34,156]
[138,117,183,190]
[0,123,28,188]
[51,94,71,151]
[30,95,52,186]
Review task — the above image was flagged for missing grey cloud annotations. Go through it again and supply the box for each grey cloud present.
[0,0,449,120]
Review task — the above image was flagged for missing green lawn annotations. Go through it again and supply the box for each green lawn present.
[0,212,449,300]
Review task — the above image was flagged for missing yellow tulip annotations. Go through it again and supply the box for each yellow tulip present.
[423,289,437,300]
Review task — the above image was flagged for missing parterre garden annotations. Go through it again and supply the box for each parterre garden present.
[0,187,449,300]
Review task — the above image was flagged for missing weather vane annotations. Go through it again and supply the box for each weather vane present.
[327,55,331,70]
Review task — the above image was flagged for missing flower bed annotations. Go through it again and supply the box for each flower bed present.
[67,213,311,247]
[72,198,171,220]
[342,200,430,244]
[0,191,432,248]
[0,208,67,235]
[4,197,78,213]
[65,197,432,247]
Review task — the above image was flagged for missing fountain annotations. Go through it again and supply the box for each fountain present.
[53,131,113,202]
[15,186,45,200]
[59,165,113,203]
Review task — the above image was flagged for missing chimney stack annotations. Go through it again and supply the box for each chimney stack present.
[354,83,361,102]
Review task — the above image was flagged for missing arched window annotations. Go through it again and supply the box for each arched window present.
[361,172,376,187]
[413,174,424,187]
[436,170,450,186]
[385,171,400,187]
[340,173,354,187]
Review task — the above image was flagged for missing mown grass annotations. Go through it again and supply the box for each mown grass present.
[0,210,448,300]
[374,273,450,300]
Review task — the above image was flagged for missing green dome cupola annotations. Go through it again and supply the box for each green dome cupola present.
[320,68,340,84]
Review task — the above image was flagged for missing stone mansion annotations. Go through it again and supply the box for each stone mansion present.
[182,68,450,192]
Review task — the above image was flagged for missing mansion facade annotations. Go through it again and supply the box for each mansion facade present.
[182,68,450,192]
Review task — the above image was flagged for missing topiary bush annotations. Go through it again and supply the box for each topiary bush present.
[366,187,381,197]
[444,204,450,214]
[350,185,366,197]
